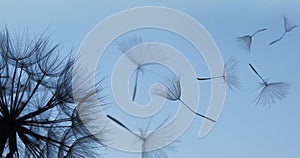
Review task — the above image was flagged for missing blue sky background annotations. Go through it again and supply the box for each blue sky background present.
[1,0,300,158]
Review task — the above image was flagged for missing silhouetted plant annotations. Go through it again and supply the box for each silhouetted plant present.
[269,16,297,45]
[0,29,105,157]
[248,63,290,107]
[197,58,240,90]
[116,35,160,101]
[155,75,215,122]
[107,115,176,158]
[237,28,267,51]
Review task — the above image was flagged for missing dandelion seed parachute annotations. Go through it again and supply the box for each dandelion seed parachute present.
[249,63,290,107]
[197,58,240,90]
[269,16,297,45]
[237,28,267,51]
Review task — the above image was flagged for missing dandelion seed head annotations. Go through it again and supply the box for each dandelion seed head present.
[0,29,106,157]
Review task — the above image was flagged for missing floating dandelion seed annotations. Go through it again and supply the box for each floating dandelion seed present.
[116,35,160,101]
[155,75,215,122]
[140,123,177,158]
[237,28,267,51]
[197,58,240,90]
[269,16,297,45]
[249,63,290,107]
[107,115,177,158]
[0,29,106,157]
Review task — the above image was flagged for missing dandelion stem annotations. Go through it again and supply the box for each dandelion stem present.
[0,92,9,116]
[15,75,45,117]
[18,125,63,145]
[269,32,286,45]
[132,68,140,101]
[178,99,216,122]
[249,64,267,85]
[197,76,223,81]
[13,64,24,112]
[17,94,56,122]
[10,60,18,114]
[24,118,71,125]
[252,28,267,36]
[15,74,31,111]
[107,115,142,139]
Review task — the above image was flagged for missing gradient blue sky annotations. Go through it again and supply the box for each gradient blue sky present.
[1,1,300,158]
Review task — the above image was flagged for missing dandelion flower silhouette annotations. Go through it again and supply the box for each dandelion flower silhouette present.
[269,16,297,45]
[155,75,215,122]
[0,29,106,157]
[237,28,267,51]
[116,35,159,101]
[107,115,177,158]
[249,63,290,107]
[197,58,240,90]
